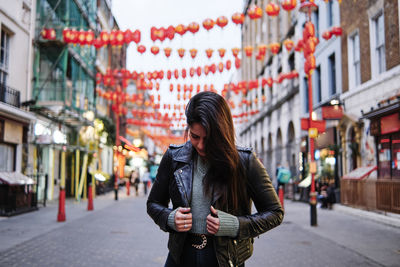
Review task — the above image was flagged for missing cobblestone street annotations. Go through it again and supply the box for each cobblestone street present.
[0,189,399,267]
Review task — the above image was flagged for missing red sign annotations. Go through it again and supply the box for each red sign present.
[322,105,344,120]
[381,113,400,135]
[301,118,326,133]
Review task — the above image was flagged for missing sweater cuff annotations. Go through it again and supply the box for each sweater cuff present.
[167,209,178,231]
[215,210,239,237]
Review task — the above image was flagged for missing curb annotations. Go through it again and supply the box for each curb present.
[333,204,400,228]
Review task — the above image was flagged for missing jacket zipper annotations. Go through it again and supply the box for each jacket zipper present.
[175,170,190,206]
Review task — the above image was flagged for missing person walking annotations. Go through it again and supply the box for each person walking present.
[142,168,151,195]
[147,92,284,267]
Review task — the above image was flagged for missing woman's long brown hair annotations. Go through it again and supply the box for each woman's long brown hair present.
[185,91,246,213]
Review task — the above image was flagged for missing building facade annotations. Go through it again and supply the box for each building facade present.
[237,0,302,188]
[339,0,400,214]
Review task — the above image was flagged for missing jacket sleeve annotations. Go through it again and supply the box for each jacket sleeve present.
[236,152,284,240]
[146,149,174,232]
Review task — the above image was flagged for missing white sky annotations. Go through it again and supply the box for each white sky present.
[111,0,245,128]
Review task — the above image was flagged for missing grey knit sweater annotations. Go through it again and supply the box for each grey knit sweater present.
[167,155,239,237]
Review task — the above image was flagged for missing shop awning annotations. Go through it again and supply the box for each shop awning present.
[342,166,377,180]
[0,172,35,185]
[298,175,311,188]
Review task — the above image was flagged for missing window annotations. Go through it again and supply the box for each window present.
[327,0,334,27]
[0,30,10,85]
[304,77,309,113]
[312,9,319,38]
[349,32,361,86]
[315,65,321,103]
[374,13,385,74]
[328,53,336,95]
[0,143,15,171]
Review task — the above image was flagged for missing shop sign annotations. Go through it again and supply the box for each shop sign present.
[4,120,22,144]
[309,128,318,138]
[381,113,400,135]
[301,118,326,133]
[322,105,344,120]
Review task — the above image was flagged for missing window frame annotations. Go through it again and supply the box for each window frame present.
[369,10,386,77]
[347,30,361,88]
[0,29,11,85]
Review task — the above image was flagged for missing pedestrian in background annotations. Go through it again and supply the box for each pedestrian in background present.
[147,91,284,267]
[131,169,140,196]
[142,168,151,195]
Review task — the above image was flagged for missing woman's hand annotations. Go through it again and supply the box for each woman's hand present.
[175,207,192,232]
[206,206,220,235]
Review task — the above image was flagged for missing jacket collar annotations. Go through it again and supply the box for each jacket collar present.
[173,141,194,163]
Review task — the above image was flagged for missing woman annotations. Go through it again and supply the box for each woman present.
[147,92,283,267]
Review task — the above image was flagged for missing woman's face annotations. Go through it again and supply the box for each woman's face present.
[189,123,207,157]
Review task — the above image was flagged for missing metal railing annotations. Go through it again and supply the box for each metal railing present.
[0,82,21,108]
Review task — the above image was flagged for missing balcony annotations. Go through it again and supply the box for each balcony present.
[0,83,21,108]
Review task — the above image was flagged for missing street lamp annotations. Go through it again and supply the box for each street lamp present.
[300,0,319,226]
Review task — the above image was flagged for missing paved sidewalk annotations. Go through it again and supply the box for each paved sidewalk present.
[0,189,129,252]
[0,192,399,266]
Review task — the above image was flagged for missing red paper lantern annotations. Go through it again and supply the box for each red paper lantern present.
[283,39,294,51]
[181,69,187,79]
[132,30,141,44]
[166,26,175,40]
[235,57,241,69]
[303,38,316,57]
[226,60,232,70]
[116,30,124,46]
[85,30,94,45]
[69,29,78,45]
[210,64,216,74]
[137,45,146,54]
[205,48,214,58]
[218,62,224,73]
[164,47,172,58]
[218,48,226,58]
[190,48,197,59]
[322,30,332,40]
[93,37,103,49]
[77,29,86,45]
[202,18,215,31]
[196,67,202,77]
[265,3,280,17]
[244,46,253,57]
[216,16,228,28]
[123,29,132,44]
[331,26,343,36]
[167,70,172,80]
[109,30,117,46]
[151,46,160,55]
[248,5,263,19]
[231,13,245,25]
[188,22,200,34]
[257,44,267,57]
[282,0,297,11]
[62,28,71,43]
[175,24,187,36]
[295,39,303,52]
[303,22,315,41]
[204,65,210,76]
[269,43,281,54]
[170,84,174,92]
[190,67,195,77]
[100,31,109,45]
[177,48,185,58]
[174,69,179,79]
[232,47,240,57]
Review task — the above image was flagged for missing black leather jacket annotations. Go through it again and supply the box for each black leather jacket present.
[147,141,284,267]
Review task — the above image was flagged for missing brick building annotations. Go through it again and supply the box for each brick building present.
[339,0,400,214]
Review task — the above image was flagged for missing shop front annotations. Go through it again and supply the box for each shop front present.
[362,101,400,214]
